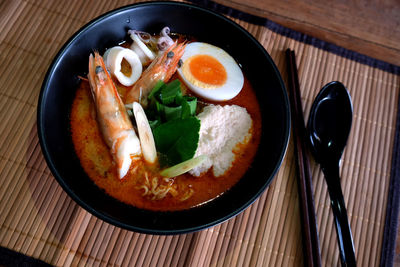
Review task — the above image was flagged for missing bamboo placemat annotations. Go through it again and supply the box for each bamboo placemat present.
[1,0,399,266]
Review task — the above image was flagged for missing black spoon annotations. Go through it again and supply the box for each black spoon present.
[307,81,356,266]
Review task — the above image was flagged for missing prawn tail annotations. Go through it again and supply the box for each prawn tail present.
[114,130,142,179]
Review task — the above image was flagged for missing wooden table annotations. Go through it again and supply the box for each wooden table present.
[215,0,400,67]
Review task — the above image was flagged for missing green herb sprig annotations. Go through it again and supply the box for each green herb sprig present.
[146,80,200,166]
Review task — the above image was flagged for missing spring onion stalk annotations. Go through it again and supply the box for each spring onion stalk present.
[132,102,157,164]
[160,155,208,178]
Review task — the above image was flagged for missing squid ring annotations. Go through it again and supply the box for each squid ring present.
[103,46,142,86]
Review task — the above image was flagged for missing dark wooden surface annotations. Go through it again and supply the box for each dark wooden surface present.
[397,220,400,265]
[215,0,400,67]
[214,0,400,265]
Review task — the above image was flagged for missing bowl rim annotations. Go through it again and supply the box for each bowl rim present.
[37,1,291,234]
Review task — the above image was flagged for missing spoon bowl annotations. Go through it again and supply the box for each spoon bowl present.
[308,81,352,164]
[307,81,356,266]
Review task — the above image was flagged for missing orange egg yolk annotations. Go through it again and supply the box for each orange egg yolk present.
[189,55,227,86]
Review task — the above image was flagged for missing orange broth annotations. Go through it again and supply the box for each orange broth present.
[70,65,261,212]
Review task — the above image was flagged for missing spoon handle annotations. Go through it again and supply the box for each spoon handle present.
[322,163,356,267]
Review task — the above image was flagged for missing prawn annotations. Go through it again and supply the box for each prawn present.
[88,52,142,179]
[124,41,186,107]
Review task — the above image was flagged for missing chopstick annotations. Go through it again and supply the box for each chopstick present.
[285,49,322,267]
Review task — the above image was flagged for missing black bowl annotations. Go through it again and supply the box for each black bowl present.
[37,1,290,234]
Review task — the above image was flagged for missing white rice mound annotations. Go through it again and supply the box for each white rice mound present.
[190,104,253,177]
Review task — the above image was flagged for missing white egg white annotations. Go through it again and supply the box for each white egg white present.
[177,42,244,101]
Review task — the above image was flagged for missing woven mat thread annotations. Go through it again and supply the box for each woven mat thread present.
[0,0,399,266]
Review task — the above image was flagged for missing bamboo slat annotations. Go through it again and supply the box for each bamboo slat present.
[0,0,399,266]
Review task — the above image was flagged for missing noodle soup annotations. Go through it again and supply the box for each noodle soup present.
[70,30,261,211]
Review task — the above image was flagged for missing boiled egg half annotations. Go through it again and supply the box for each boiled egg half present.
[177,42,244,101]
